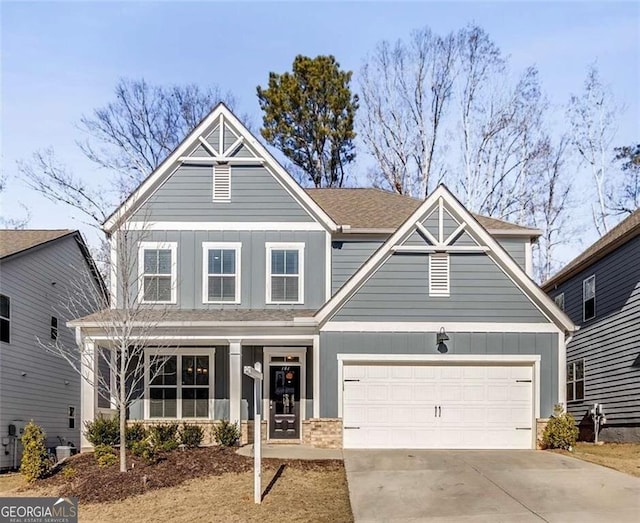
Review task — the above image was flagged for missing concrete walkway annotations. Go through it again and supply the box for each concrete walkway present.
[344,450,640,522]
[236,443,343,460]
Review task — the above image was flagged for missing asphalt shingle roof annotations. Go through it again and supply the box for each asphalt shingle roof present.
[0,229,75,259]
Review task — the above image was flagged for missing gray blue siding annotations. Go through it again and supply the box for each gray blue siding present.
[548,236,640,434]
[497,238,528,271]
[0,236,93,468]
[332,252,546,322]
[331,240,383,294]
[133,164,313,222]
[319,331,558,418]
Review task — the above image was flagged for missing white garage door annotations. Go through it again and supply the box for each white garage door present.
[342,363,534,449]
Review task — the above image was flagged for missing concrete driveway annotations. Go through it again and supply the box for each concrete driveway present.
[344,450,640,522]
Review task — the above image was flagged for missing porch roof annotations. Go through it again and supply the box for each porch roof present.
[69,308,318,327]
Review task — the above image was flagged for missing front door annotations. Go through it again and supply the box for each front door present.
[269,365,300,439]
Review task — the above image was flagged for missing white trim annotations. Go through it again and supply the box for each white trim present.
[144,347,216,420]
[124,221,326,231]
[229,342,242,425]
[103,104,338,233]
[321,321,562,333]
[198,136,220,158]
[314,185,576,333]
[219,114,225,153]
[109,234,117,309]
[212,164,232,201]
[137,241,178,304]
[558,331,567,409]
[325,231,332,301]
[393,245,489,253]
[180,156,265,165]
[202,242,242,304]
[416,221,438,246]
[265,242,305,305]
[89,335,316,342]
[488,229,542,237]
[312,335,320,418]
[263,346,307,441]
[525,240,533,277]
[336,353,541,424]
[444,223,466,246]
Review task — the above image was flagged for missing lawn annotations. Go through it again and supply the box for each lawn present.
[555,442,640,477]
[0,448,353,522]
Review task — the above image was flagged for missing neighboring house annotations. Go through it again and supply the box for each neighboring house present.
[0,230,104,469]
[71,103,575,451]
[543,211,640,442]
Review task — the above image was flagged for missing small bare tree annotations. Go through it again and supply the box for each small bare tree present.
[38,222,174,473]
[0,173,31,228]
[609,143,640,216]
[567,65,619,234]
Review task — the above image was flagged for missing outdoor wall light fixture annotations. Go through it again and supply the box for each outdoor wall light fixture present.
[436,327,449,354]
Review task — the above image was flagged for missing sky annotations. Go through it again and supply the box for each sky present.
[1,1,639,262]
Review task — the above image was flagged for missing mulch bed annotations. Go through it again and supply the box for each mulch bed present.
[29,447,343,504]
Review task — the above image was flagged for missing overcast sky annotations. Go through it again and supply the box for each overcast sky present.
[2,1,639,261]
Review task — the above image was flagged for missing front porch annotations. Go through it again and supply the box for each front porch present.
[76,321,341,451]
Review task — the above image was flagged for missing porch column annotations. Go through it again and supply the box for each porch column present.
[80,339,96,451]
[229,342,242,425]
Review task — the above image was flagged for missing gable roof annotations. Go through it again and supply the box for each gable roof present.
[0,228,108,298]
[103,103,337,233]
[0,229,75,258]
[305,188,541,236]
[542,209,640,291]
[314,185,575,333]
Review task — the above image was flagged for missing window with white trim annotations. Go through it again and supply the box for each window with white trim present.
[213,164,231,201]
[583,275,596,321]
[567,360,585,401]
[554,293,565,311]
[147,351,212,419]
[0,294,10,343]
[266,243,304,304]
[202,243,241,303]
[139,242,177,303]
[429,253,450,297]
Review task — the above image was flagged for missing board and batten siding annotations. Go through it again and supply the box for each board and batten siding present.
[132,164,314,222]
[332,252,547,322]
[548,236,640,430]
[319,331,558,419]
[121,230,326,310]
[0,236,95,468]
[331,239,384,294]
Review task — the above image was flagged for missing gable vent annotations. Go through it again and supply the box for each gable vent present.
[213,164,231,201]
[429,253,450,297]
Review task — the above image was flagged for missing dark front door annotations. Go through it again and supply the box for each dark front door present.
[269,365,300,439]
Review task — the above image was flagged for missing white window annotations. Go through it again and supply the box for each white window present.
[429,253,450,297]
[583,275,596,321]
[0,294,10,343]
[567,360,585,401]
[146,349,214,419]
[213,164,231,201]
[202,242,241,304]
[554,293,565,311]
[138,242,177,304]
[266,242,304,304]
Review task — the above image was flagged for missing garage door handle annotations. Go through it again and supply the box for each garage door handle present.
[515,427,532,430]
[516,380,532,383]
[438,406,441,417]
[344,426,360,430]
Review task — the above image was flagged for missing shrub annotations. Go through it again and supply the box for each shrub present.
[148,422,179,452]
[179,423,204,448]
[20,421,52,482]
[130,439,157,464]
[213,420,240,447]
[61,466,76,481]
[84,416,119,446]
[126,422,148,448]
[93,444,118,467]
[542,405,579,450]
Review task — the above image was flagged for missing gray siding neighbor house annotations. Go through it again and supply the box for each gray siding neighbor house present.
[70,103,575,451]
[543,210,640,442]
[0,230,103,469]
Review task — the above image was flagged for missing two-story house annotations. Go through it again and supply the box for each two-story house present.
[543,210,640,442]
[71,104,575,451]
[0,229,103,469]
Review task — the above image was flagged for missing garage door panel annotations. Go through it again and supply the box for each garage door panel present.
[343,363,535,450]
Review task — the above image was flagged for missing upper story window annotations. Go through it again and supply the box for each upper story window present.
[51,316,58,341]
[429,253,450,297]
[139,242,177,304]
[212,164,231,201]
[583,275,596,321]
[266,242,304,304]
[0,294,9,343]
[202,242,241,304]
[567,360,585,401]
[554,293,565,311]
